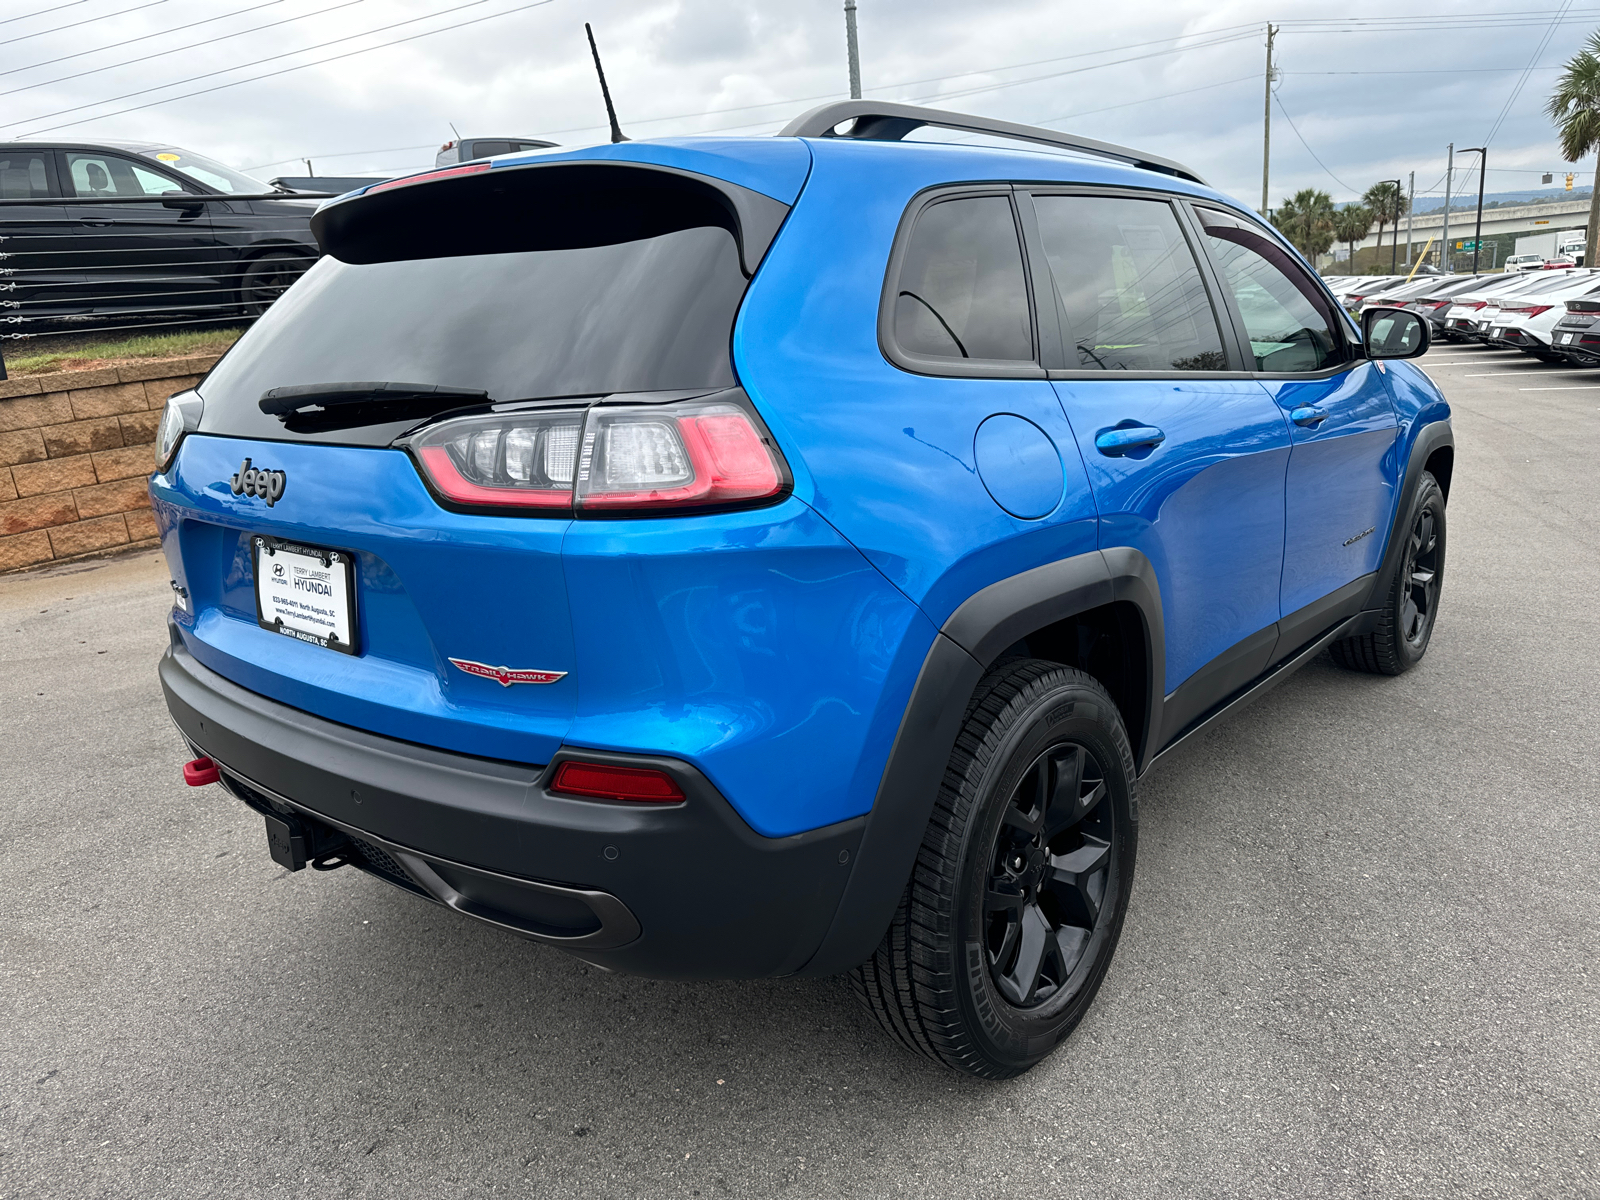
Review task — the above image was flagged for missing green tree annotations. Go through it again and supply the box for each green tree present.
[1548,29,1600,264]
[1273,188,1336,260]
[1334,205,1373,270]
[1362,182,1407,269]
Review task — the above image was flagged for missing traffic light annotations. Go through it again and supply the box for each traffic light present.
[1567,173,1576,191]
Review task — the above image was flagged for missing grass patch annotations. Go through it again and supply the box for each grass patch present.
[4,326,245,377]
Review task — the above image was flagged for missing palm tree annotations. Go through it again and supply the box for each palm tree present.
[1334,205,1374,271]
[1548,30,1600,265]
[1272,188,1336,261]
[1362,182,1406,270]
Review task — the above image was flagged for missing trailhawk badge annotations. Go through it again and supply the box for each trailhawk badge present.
[448,658,567,687]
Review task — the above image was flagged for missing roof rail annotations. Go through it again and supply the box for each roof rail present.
[777,100,1207,186]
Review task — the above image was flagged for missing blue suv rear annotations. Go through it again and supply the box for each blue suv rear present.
[152,102,1453,1078]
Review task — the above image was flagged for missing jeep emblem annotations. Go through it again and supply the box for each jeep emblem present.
[229,458,286,506]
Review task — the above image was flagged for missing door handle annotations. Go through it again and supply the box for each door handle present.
[1094,425,1165,456]
[80,220,113,227]
[1290,405,1328,427]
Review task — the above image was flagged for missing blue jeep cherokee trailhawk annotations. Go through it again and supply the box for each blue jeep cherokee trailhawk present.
[152,102,1451,1078]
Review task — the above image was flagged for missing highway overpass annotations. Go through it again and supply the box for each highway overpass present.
[1352,198,1588,254]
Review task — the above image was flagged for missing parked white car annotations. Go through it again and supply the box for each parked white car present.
[1470,270,1592,339]
[1505,254,1548,272]
[1441,272,1574,339]
[1485,273,1600,359]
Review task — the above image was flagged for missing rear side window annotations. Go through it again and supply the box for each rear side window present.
[1032,195,1227,372]
[891,195,1034,364]
[1198,208,1342,373]
[0,151,52,198]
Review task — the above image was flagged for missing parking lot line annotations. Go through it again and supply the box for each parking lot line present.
[1460,371,1598,378]
[1516,385,1600,390]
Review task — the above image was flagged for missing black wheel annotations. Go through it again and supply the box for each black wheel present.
[240,250,308,316]
[851,660,1138,1078]
[1330,470,1446,676]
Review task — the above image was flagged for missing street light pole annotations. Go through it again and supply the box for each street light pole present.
[1458,147,1487,274]
[1442,143,1454,271]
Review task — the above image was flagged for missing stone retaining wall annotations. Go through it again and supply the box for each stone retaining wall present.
[0,355,221,573]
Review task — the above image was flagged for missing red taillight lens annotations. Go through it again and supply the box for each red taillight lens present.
[367,161,490,193]
[1500,305,1553,317]
[576,402,785,512]
[411,410,583,509]
[1466,301,1488,310]
[407,395,789,515]
[551,761,685,803]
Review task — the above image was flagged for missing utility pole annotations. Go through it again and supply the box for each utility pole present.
[1406,171,1414,268]
[1261,23,1277,216]
[1441,143,1454,272]
[1382,179,1402,274]
[844,1,861,100]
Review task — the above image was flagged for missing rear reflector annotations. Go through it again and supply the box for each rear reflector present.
[367,161,491,193]
[183,756,220,786]
[551,761,686,803]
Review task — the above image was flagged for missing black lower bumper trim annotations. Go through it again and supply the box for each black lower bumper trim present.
[161,631,865,978]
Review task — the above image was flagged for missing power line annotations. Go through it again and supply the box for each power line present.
[0,0,289,82]
[9,0,516,130]
[1272,92,1357,194]
[1483,0,1573,146]
[0,0,371,99]
[0,0,90,28]
[12,0,558,137]
[1,0,170,46]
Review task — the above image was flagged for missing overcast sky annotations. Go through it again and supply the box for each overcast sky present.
[3,0,1598,208]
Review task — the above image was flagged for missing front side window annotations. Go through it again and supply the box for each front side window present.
[1032,194,1228,372]
[1199,208,1342,372]
[63,152,182,199]
[891,195,1034,364]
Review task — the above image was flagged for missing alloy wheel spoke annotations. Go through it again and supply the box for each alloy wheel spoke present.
[985,881,1027,913]
[998,904,1052,1006]
[1046,837,1109,925]
[1410,567,1435,586]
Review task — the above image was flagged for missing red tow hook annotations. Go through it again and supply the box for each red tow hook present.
[183,757,221,787]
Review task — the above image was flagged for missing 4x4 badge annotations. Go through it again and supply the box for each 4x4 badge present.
[448,657,567,687]
[229,458,286,506]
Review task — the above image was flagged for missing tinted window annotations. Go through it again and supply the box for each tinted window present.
[0,151,52,198]
[1200,209,1341,372]
[1033,195,1227,371]
[468,141,516,158]
[892,195,1034,363]
[199,225,747,444]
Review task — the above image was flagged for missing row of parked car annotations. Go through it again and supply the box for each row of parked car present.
[1321,270,1600,366]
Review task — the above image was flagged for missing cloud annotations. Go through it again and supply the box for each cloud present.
[2,0,1595,204]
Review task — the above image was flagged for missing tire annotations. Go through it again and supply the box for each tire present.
[1330,470,1446,676]
[240,250,309,316]
[850,660,1138,1078]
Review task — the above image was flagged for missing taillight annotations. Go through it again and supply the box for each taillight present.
[575,401,784,512]
[1501,305,1553,317]
[406,394,789,516]
[411,409,583,508]
[367,161,490,193]
[1465,301,1488,310]
[551,761,685,803]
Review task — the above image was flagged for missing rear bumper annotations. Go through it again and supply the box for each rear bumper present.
[160,628,864,979]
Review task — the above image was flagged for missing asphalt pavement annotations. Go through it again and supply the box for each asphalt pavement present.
[2,344,1597,1199]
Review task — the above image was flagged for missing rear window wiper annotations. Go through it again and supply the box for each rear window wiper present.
[259,382,491,433]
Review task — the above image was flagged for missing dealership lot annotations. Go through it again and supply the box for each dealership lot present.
[2,345,1597,1199]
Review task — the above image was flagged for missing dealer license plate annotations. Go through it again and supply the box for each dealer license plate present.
[252,536,357,654]
[1561,333,1577,344]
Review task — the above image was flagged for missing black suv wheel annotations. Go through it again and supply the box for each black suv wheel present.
[1331,470,1446,675]
[851,660,1138,1078]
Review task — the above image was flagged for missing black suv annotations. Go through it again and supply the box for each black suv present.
[0,141,322,328]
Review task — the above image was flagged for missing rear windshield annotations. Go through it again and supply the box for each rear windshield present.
[198,224,746,445]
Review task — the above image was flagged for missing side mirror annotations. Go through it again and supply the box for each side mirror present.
[161,192,206,213]
[1363,306,1431,360]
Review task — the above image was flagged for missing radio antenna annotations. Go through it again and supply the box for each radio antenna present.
[585,22,628,143]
